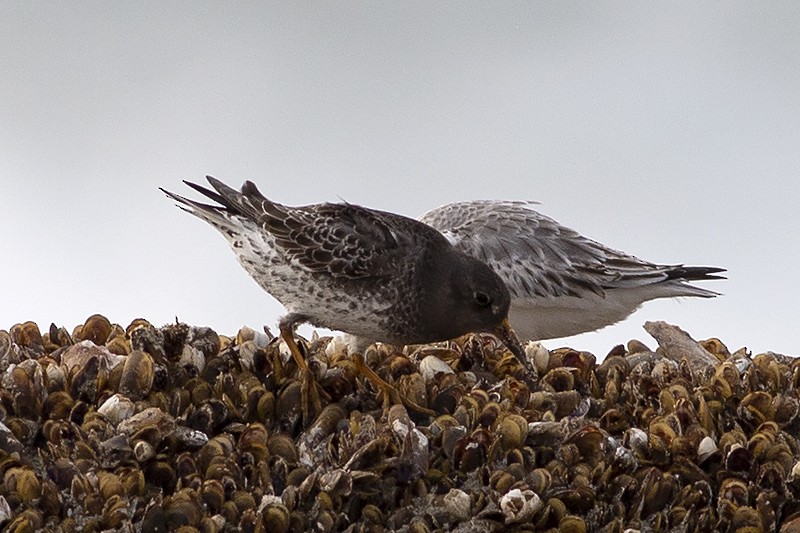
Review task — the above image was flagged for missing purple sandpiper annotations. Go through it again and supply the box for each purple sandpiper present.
[419,200,725,341]
[161,177,528,419]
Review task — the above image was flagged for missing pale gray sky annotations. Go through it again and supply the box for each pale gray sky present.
[2,2,798,357]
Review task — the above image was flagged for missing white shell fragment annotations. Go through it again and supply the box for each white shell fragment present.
[419,355,454,383]
[97,394,135,427]
[500,488,542,524]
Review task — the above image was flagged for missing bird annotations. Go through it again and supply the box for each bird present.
[418,200,725,342]
[161,177,528,420]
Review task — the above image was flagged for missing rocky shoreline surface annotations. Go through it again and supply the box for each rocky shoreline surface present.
[1,314,798,532]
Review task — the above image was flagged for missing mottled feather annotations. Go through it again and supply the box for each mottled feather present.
[161,178,525,353]
[419,200,725,341]
[187,177,430,280]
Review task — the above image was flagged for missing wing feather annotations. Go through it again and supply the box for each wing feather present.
[197,177,420,279]
[419,200,704,299]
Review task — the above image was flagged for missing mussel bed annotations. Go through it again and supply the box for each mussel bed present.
[1,314,799,532]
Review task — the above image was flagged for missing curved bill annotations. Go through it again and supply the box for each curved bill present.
[492,318,532,372]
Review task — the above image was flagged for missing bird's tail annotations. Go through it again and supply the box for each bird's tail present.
[664,265,727,282]
[662,266,726,298]
[160,180,242,234]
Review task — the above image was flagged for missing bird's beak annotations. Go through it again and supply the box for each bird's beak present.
[492,318,528,367]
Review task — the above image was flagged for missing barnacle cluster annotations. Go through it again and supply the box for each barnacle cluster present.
[1,314,799,532]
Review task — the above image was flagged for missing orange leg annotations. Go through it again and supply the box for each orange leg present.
[279,322,323,423]
[351,352,434,417]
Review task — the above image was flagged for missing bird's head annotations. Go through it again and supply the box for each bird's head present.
[451,255,511,329]
[420,251,525,362]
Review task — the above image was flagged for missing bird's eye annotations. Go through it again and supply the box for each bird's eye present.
[474,291,492,307]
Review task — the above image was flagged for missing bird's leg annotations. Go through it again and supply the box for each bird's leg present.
[271,348,283,383]
[278,318,322,423]
[351,351,435,417]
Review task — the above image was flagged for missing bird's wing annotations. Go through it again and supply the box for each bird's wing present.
[419,200,692,299]
[264,202,418,279]
[197,177,417,279]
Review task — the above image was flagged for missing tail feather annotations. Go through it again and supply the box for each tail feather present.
[202,176,279,223]
[162,176,286,239]
[159,187,218,214]
[182,179,227,207]
[665,266,727,282]
[160,184,240,234]
[671,282,721,298]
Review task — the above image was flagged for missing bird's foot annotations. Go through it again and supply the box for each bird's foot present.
[352,353,435,417]
[278,324,329,424]
[299,366,323,424]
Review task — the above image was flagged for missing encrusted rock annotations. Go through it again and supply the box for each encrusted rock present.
[0,315,797,531]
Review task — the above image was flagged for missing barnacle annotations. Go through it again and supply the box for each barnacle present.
[1,315,797,531]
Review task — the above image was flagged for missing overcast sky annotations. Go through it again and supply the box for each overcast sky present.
[2,2,798,357]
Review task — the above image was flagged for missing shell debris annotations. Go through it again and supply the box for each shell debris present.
[0,316,798,531]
